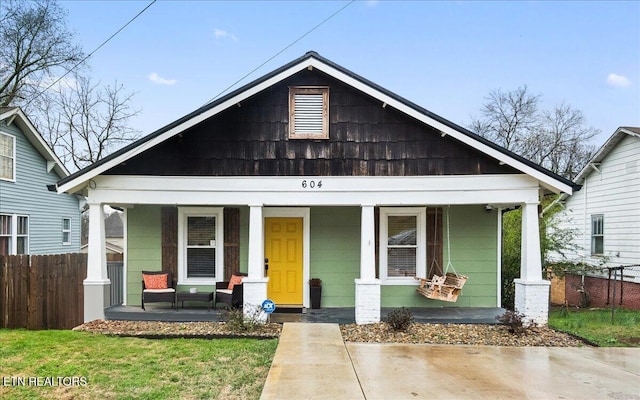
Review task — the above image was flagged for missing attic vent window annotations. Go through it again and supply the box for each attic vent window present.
[289,86,329,139]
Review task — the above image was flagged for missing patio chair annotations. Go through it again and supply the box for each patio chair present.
[141,270,176,310]
[216,272,247,309]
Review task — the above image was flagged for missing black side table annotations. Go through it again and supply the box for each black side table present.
[176,291,214,311]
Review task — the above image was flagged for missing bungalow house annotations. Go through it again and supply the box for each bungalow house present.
[551,126,640,307]
[1,107,82,255]
[53,52,575,325]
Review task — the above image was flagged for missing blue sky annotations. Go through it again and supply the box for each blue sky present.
[60,0,639,147]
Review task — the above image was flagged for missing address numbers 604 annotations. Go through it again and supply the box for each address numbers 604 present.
[301,180,322,189]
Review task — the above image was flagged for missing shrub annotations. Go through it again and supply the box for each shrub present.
[223,305,263,332]
[384,307,414,332]
[496,310,527,335]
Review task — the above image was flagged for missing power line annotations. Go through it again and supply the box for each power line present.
[26,0,157,107]
[202,0,355,106]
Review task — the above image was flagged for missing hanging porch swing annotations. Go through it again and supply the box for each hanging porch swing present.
[416,206,468,302]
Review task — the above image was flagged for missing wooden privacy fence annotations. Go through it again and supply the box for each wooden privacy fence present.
[0,253,87,330]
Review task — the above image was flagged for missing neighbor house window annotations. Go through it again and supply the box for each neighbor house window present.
[0,214,28,255]
[0,132,16,181]
[177,207,224,284]
[0,214,10,255]
[379,207,426,284]
[62,218,71,245]
[591,214,604,255]
[289,86,329,139]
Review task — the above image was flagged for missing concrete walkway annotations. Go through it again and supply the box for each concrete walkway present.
[260,323,364,399]
[261,322,640,400]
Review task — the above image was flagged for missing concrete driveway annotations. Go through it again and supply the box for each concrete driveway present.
[348,344,640,400]
[261,323,640,400]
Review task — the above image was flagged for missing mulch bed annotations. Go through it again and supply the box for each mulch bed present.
[75,320,587,346]
[341,323,587,346]
[73,320,281,339]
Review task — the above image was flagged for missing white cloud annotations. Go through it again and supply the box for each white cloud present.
[148,72,177,86]
[213,28,239,42]
[38,75,77,91]
[606,73,631,88]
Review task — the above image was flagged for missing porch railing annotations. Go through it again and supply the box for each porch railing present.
[107,261,124,306]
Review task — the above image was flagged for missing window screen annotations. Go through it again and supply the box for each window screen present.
[387,215,417,277]
[591,214,604,255]
[186,216,216,278]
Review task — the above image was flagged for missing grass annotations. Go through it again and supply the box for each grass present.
[548,307,640,347]
[0,329,278,399]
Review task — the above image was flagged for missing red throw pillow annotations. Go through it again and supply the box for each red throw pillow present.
[227,274,244,291]
[143,273,168,289]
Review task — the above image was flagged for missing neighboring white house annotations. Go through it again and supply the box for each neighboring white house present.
[553,126,640,283]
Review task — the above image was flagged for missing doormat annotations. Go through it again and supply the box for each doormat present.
[272,307,303,314]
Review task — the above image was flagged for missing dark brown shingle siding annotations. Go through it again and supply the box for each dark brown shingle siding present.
[107,70,517,177]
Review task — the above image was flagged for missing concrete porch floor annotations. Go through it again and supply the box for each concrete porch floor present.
[104,305,505,324]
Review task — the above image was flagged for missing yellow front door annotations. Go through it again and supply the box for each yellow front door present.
[265,217,303,306]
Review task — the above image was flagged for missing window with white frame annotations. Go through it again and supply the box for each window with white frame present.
[177,207,224,284]
[62,218,71,245]
[0,214,10,255]
[0,214,28,255]
[591,214,604,255]
[0,132,16,181]
[379,207,426,284]
[289,86,329,139]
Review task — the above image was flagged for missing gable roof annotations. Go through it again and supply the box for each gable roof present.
[573,126,640,185]
[55,51,575,195]
[0,106,69,178]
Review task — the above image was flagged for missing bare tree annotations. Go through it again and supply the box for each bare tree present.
[40,74,140,170]
[469,86,541,154]
[470,86,598,180]
[0,0,84,107]
[525,103,598,179]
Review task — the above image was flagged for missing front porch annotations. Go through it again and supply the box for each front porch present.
[105,305,506,325]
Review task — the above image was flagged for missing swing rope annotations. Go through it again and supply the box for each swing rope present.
[443,206,460,278]
[428,208,440,277]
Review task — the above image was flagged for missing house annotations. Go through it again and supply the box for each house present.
[53,51,575,324]
[0,107,82,255]
[81,210,124,254]
[552,126,640,307]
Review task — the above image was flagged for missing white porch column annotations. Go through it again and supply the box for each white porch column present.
[84,202,110,322]
[243,204,268,322]
[515,202,550,326]
[355,204,381,324]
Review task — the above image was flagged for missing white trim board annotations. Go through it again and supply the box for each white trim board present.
[86,174,542,207]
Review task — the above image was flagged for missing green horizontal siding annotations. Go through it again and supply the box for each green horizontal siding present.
[126,206,161,305]
[310,207,360,307]
[382,205,498,308]
[125,205,498,308]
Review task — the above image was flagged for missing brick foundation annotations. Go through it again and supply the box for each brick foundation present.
[355,279,381,325]
[564,275,640,310]
[514,279,550,326]
[242,278,269,323]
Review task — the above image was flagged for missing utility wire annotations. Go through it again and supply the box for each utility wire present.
[202,0,355,106]
[26,0,157,107]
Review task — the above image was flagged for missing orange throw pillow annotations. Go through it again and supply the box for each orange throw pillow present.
[143,273,168,289]
[227,274,244,290]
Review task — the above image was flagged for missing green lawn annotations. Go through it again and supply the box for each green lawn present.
[0,329,278,399]
[549,307,640,347]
